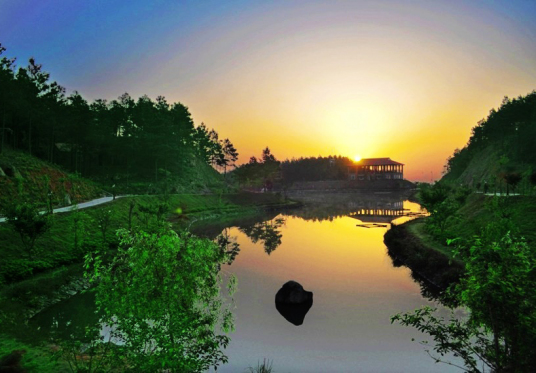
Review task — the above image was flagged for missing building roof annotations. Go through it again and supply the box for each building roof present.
[356,158,404,166]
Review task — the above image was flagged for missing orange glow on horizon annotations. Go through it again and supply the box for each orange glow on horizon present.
[25,1,533,183]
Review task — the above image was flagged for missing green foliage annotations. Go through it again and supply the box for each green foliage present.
[55,336,124,373]
[418,182,451,212]
[455,233,536,371]
[419,183,463,242]
[3,201,52,256]
[233,147,281,189]
[502,172,522,195]
[443,91,536,185]
[95,209,112,246]
[0,45,232,191]
[0,192,292,285]
[392,307,491,372]
[280,155,352,184]
[84,227,236,372]
[530,171,536,186]
[393,227,536,372]
[216,228,240,265]
[0,335,60,372]
[69,207,91,255]
[135,200,170,232]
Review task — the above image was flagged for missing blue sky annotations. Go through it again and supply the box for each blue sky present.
[2,0,536,180]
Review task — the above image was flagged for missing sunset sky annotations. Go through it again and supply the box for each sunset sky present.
[1,0,535,181]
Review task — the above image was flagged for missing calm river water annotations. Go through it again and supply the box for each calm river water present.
[31,192,459,372]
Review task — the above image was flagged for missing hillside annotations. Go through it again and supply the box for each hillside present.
[0,149,105,211]
[441,91,536,191]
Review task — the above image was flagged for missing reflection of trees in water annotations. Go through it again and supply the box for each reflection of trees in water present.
[386,245,458,308]
[216,228,240,265]
[239,218,285,255]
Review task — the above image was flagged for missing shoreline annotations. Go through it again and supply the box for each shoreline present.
[383,218,464,290]
[0,192,301,325]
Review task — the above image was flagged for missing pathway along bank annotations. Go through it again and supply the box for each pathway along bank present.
[383,219,464,290]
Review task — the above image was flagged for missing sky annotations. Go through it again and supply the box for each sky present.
[1,0,536,181]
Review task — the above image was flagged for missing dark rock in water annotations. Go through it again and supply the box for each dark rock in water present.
[275,281,313,326]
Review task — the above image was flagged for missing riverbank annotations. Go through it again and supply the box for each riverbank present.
[0,192,300,327]
[1,191,300,371]
[384,219,464,290]
[384,192,536,292]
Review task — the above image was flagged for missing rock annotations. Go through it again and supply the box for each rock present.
[275,281,313,326]
[275,281,312,304]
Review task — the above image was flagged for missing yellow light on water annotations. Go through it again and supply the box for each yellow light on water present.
[354,155,362,162]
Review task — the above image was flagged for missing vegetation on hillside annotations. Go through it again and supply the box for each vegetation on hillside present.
[443,91,536,191]
[0,149,104,210]
[392,89,536,371]
[0,44,235,193]
[392,221,536,372]
[0,191,293,372]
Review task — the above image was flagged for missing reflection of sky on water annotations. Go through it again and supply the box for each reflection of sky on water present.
[215,211,457,373]
[30,193,456,372]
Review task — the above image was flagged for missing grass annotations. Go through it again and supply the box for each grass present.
[246,358,274,373]
[0,192,297,322]
[406,220,456,259]
[0,335,63,372]
[0,148,105,212]
[0,191,296,372]
[384,222,464,289]
[0,193,293,282]
[445,193,536,248]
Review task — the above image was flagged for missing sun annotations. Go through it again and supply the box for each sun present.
[354,155,362,162]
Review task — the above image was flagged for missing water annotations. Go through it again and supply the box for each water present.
[30,192,459,372]
[212,196,455,372]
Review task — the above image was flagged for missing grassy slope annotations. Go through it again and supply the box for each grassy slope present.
[399,193,536,262]
[451,193,536,246]
[406,220,454,259]
[0,149,105,211]
[443,146,501,185]
[0,192,297,317]
[0,193,295,282]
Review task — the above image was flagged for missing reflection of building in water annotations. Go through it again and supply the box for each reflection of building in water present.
[348,158,404,181]
[348,199,405,224]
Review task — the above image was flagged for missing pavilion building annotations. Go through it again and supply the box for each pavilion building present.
[348,158,404,181]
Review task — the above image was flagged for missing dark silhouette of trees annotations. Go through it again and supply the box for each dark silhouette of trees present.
[280,155,352,183]
[0,45,232,189]
[218,138,239,176]
[233,147,281,189]
[503,172,522,195]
